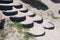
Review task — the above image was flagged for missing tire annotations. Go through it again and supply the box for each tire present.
[31,14,43,24]
[28,22,45,37]
[43,22,55,30]
[28,32,45,37]
[3,11,18,16]
[34,19,43,24]
[59,10,60,14]
[0,0,13,4]
[0,5,12,10]
[20,9,28,13]
[20,16,33,28]
[14,4,23,9]
[21,23,34,28]
[44,26,55,30]
[10,16,26,22]
[29,13,36,17]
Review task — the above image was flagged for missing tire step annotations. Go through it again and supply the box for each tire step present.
[19,5,28,11]
[14,4,23,9]
[59,10,60,14]
[30,14,43,24]
[0,5,12,10]
[20,9,28,13]
[28,32,45,37]
[2,11,18,16]
[21,23,34,28]
[20,16,33,28]
[0,0,13,4]
[10,16,26,22]
[43,22,55,30]
[29,14,36,17]
[34,19,43,24]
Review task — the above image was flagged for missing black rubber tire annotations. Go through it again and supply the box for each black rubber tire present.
[28,32,45,37]
[21,23,34,28]
[0,19,5,29]
[0,5,12,10]
[14,4,23,9]
[44,27,55,30]
[51,0,60,3]
[59,10,60,14]
[0,0,13,4]
[34,19,43,24]
[3,11,18,16]
[10,16,26,22]
[20,9,28,13]
[43,22,55,30]
[29,14,36,17]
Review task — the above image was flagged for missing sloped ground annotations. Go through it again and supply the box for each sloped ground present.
[0,0,60,40]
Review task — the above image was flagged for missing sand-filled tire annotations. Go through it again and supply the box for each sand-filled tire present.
[21,23,34,28]
[3,11,18,16]
[30,14,43,24]
[10,16,26,22]
[14,4,23,9]
[43,22,55,30]
[0,5,13,10]
[59,10,60,14]
[20,9,28,13]
[29,13,36,17]
[0,0,13,4]
[34,19,43,24]
[28,32,45,37]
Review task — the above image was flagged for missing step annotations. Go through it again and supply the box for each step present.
[21,0,48,10]
[20,16,33,28]
[0,5,12,10]
[18,5,28,11]
[34,19,43,24]
[28,22,45,37]
[0,0,13,4]
[19,10,35,16]
[2,10,18,16]
[10,16,26,22]
[29,13,36,17]
[36,1,48,10]
[30,14,43,24]
[21,23,34,28]
[43,20,55,30]
[0,19,5,29]
[20,8,28,13]
[28,32,45,37]
[14,4,23,9]
[51,0,60,3]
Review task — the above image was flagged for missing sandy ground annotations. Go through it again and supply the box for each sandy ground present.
[0,0,60,40]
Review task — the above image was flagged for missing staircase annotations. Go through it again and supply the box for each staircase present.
[0,0,60,40]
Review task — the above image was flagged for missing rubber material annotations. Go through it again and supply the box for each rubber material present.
[3,11,18,16]
[0,5,12,10]
[10,16,26,22]
[0,0,13,4]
